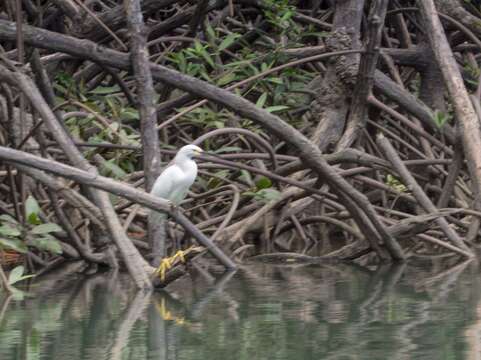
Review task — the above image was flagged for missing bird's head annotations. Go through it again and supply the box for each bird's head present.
[177,144,203,159]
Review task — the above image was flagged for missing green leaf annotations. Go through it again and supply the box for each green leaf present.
[30,223,63,235]
[256,176,273,190]
[213,121,225,129]
[433,109,449,129]
[239,170,254,187]
[0,225,21,237]
[0,214,18,224]
[8,265,23,283]
[195,40,215,68]
[177,52,187,73]
[214,146,242,154]
[200,70,213,82]
[106,96,120,118]
[267,77,283,85]
[25,196,41,225]
[386,174,407,192]
[89,85,121,95]
[120,108,140,121]
[301,31,329,38]
[0,238,27,253]
[206,24,216,40]
[256,93,268,108]
[31,236,63,255]
[218,33,240,51]
[207,169,230,188]
[280,9,294,23]
[28,213,41,226]
[265,105,290,113]
[101,159,127,179]
[255,188,282,203]
[8,266,35,285]
[55,72,74,87]
[217,72,236,86]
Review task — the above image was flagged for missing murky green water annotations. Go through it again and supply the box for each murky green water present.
[0,259,480,360]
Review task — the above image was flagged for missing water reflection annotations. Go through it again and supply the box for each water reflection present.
[0,258,480,359]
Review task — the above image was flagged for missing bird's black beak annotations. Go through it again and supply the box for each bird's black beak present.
[199,151,220,159]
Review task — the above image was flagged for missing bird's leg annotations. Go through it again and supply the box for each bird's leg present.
[178,231,191,249]
[155,257,173,281]
[155,246,194,282]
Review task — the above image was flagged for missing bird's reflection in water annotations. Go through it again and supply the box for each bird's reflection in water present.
[0,258,480,360]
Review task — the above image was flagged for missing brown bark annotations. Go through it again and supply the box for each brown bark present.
[0,19,404,260]
[336,0,389,150]
[306,0,365,151]
[377,133,471,256]
[419,0,481,224]
[125,0,164,264]
[0,146,237,270]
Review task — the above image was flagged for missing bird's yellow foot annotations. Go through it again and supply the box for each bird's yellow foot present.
[155,257,173,281]
[155,247,192,281]
[171,248,187,263]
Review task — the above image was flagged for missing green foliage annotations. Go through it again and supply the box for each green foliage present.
[263,0,298,37]
[100,158,128,179]
[255,176,273,190]
[239,170,255,187]
[385,174,407,193]
[30,237,62,255]
[247,188,282,203]
[0,224,21,237]
[0,196,63,256]
[433,110,450,129]
[167,42,215,81]
[0,215,26,253]
[265,105,290,113]
[0,237,27,254]
[54,71,76,97]
[30,223,62,235]
[54,69,141,178]
[88,85,121,95]
[161,19,313,132]
[8,266,34,285]
[206,170,231,189]
[181,107,230,129]
[194,40,215,68]
[218,33,241,51]
[244,176,281,203]
[256,92,268,108]
[212,146,243,154]
[25,196,41,225]
[51,3,318,188]
[463,63,480,87]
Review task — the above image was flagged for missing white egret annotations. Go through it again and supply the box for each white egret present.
[150,144,203,274]
[150,144,203,203]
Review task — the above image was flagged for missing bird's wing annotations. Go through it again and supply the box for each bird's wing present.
[150,164,184,200]
[169,187,189,205]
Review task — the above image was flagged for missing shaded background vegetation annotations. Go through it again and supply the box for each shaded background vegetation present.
[1,0,481,290]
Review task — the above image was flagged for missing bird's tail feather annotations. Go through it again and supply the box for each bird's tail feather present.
[150,210,167,222]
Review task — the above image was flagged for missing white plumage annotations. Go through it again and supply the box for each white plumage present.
[150,144,203,204]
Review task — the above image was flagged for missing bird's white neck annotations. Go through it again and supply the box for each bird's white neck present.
[174,153,196,171]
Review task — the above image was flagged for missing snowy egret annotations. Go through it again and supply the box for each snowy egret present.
[150,144,203,203]
[150,144,203,273]
[149,144,237,275]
